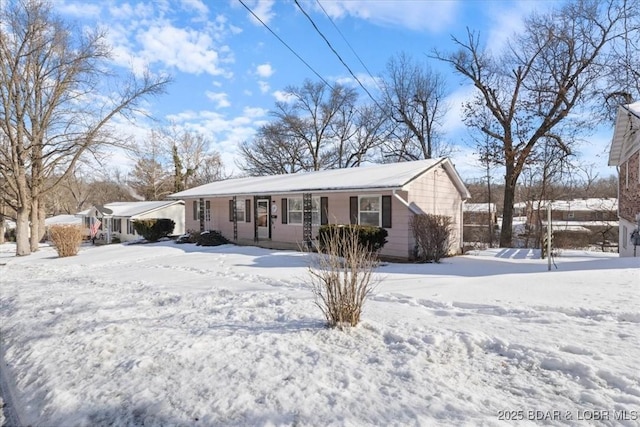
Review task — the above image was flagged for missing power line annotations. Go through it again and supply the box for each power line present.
[294,0,384,111]
[314,0,381,91]
[237,0,333,90]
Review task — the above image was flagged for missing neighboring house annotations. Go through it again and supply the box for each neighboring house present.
[463,203,497,244]
[76,201,185,243]
[169,158,471,260]
[513,199,618,226]
[609,101,640,257]
[512,199,619,250]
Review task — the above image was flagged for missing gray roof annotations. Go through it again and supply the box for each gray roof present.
[76,201,184,218]
[169,158,470,199]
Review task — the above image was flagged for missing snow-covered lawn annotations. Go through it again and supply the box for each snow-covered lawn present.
[0,242,638,426]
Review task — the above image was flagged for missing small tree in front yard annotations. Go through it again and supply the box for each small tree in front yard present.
[307,225,379,328]
[410,214,453,263]
[49,225,83,257]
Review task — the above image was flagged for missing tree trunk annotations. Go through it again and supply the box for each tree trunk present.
[0,202,5,245]
[15,207,31,256]
[500,172,516,247]
[30,197,40,252]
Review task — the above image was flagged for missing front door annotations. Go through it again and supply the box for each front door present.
[257,198,270,239]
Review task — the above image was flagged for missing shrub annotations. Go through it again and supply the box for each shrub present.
[176,229,199,244]
[317,224,387,255]
[196,230,230,246]
[49,225,83,257]
[132,218,175,242]
[410,214,453,263]
[308,225,378,328]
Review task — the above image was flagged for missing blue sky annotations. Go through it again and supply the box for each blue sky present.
[55,0,616,181]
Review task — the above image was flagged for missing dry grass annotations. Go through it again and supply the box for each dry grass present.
[307,226,378,328]
[49,225,83,257]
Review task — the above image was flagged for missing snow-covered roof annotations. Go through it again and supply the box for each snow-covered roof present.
[463,203,496,213]
[45,215,81,226]
[609,101,640,166]
[76,201,184,218]
[513,198,617,212]
[169,158,470,199]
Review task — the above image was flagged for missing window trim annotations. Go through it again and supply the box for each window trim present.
[358,195,382,227]
[235,198,246,222]
[286,196,320,226]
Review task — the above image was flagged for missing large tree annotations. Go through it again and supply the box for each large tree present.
[436,0,632,246]
[379,52,449,161]
[238,80,386,175]
[0,0,169,256]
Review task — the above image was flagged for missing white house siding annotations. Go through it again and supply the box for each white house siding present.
[137,204,186,236]
[406,166,464,255]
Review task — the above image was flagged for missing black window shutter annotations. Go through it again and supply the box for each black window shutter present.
[281,198,288,224]
[349,196,358,224]
[382,195,392,228]
[245,199,251,222]
[321,197,328,225]
[194,201,198,221]
[229,200,233,222]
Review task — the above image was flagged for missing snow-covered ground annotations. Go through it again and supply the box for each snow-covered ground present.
[0,241,638,426]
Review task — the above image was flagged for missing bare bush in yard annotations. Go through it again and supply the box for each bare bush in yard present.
[49,225,83,257]
[410,214,453,263]
[307,226,378,328]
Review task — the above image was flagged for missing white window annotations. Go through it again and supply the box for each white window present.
[236,199,246,222]
[192,200,199,221]
[205,201,211,222]
[127,219,136,235]
[288,197,320,225]
[359,195,381,226]
[112,218,122,233]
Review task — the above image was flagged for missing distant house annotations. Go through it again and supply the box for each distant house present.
[513,199,618,226]
[76,201,185,243]
[463,203,497,244]
[609,101,640,257]
[169,158,471,260]
[512,198,619,249]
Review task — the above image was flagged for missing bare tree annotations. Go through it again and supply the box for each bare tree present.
[128,136,171,201]
[435,0,630,247]
[239,80,384,175]
[379,52,450,161]
[0,0,169,256]
[237,121,310,176]
[603,0,640,118]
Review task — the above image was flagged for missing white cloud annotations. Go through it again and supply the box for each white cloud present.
[56,0,102,18]
[134,23,232,77]
[180,0,208,15]
[256,63,274,78]
[163,107,270,175]
[246,0,276,25]
[273,90,295,103]
[442,86,476,135]
[206,91,231,108]
[316,0,459,33]
[484,1,555,54]
[258,81,270,94]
